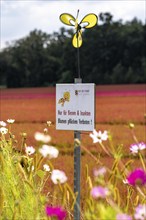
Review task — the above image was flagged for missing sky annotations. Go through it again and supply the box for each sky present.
[1,0,146,50]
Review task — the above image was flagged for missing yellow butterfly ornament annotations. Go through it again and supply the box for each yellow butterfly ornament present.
[60,10,98,48]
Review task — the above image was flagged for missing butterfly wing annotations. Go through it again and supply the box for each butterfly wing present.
[72,31,82,48]
[80,13,98,29]
[60,13,76,26]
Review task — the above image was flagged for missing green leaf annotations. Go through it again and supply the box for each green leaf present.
[36,170,45,179]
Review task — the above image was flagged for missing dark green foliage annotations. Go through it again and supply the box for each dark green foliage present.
[0,13,145,87]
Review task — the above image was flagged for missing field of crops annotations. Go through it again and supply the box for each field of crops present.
[0,85,145,155]
[0,84,145,150]
[0,84,146,211]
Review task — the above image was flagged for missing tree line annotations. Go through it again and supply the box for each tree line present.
[0,12,145,88]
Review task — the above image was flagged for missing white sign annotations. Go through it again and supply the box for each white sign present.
[56,83,95,131]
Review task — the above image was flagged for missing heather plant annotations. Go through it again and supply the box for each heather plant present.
[0,120,146,220]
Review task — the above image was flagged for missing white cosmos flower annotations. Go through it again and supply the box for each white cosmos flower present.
[47,121,52,126]
[39,145,59,158]
[90,129,108,143]
[0,121,7,127]
[130,142,146,154]
[123,179,129,184]
[25,146,35,155]
[43,164,50,172]
[44,128,48,133]
[28,165,34,172]
[34,132,51,143]
[7,119,15,124]
[0,127,8,134]
[51,169,67,184]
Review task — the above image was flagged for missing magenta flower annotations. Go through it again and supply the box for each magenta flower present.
[126,168,146,186]
[45,206,66,220]
[116,213,132,220]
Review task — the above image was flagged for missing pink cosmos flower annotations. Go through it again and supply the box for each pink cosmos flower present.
[116,213,132,220]
[126,168,146,186]
[134,204,146,220]
[0,121,7,127]
[45,206,66,220]
[130,142,146,154]
[93,167,106,177]
[91,186,110,199]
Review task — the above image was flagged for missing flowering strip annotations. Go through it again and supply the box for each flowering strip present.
[45,206,66,220]
[0,119,145,219]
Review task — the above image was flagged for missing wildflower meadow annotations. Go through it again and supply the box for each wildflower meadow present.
[0,85,146,220]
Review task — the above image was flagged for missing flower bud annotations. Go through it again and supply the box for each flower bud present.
[129,123,135,129]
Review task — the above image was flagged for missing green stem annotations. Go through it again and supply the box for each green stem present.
[80,144,102,164]
[100,142,111,157]
[36,156,44,170]
[131,130,139,143]
[138,152,146,171]
[20,137,26,152]
[125,186,133,212]
[136,186,146,198]
[40,174,50,193]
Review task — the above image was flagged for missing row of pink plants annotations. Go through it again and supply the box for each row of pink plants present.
[1,85,145,100]
[0,119,146,219]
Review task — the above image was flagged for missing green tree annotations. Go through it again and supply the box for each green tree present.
[0,13,145,87]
